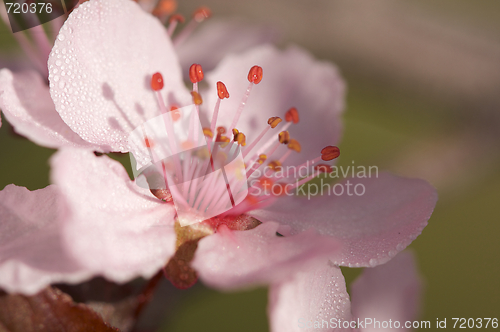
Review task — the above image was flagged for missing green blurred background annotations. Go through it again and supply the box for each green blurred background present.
[1,0,499,331]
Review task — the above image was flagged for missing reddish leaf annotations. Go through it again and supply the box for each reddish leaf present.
[0,287,120,332]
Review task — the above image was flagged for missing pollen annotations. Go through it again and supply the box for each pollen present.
[189,63,204,83]
[247,65,263,84]
[257,154,267,164]
[203,127,213,138]
[268,160,282,172]
[191,91,203,105]
[321,146,340,161]
[151,72,164,91]
[288,139,301,152]
[268,116,282,128]
[285,107,299,123]
[278,131,290,144]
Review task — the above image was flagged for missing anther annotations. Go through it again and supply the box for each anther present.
[278,131,290,144]
[144,137,154,148]
[258,177,273,190]
[193,6,211,22]
[248,65,263,84]
[268,117,282,128]
[314,164,333,173]
[217,81,230,99]
[217,126,226,135]
[203,128,213,138]
[151,72,164,91]
[288,139,301,152]
[321,146,340,161]
[234,132,246,146]
[191,91,203,105]
[168,13,185,24]
[189,63,204,83]
[271,183,289,196]
[285,107,299,123]
[268,160,282,172]
[152,0,177,17]
[257,154,267,164]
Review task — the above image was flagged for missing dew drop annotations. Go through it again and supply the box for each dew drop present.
[369,258,377,267]
[58,33,65,41]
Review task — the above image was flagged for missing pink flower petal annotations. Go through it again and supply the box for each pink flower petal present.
[48,0,191,152]
[350,251,422,331]
[268,262,352,332]
[50,148,177,282]
[192,221,341,289]
[0,184,90,295]
[176,19,280,76]
[249,173,438,267]
[204,44,345,165]
[0,69,93,149]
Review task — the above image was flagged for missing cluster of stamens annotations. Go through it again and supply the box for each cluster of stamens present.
[146,60,340,223]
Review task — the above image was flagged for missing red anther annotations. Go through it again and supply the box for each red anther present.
[144,137,154,148]
[267,117,282,128]
[168,13,185,24]
[285,107,299,123]
[321,146,340,161]
[189,64,204,83]
[151,72,164,91]
[314,164,333,173]
[217,81,230,99]
[169,106,181,121]
[191,91,203,105]
[193,6,211,22]
[288,139,301,152]
[278,131,290,144]
[247,65,263,84]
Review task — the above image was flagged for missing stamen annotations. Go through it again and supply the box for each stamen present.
[173,6,212,46]
[242,117,281,158]
[151,72,164,91]
[189,63,204,84]
[247,65,263,84]
[321,146,340,161]
[285,107,300,123]
[167,14,185,36]
[287,139,301,153]
[203,128,213,138]
[228,66,263,133]
[267,160,282,172]
[152,0,177,20]
[217,81,230,99]
[278,131,290,144]
[233,131,246,146]
[191,91,203,105]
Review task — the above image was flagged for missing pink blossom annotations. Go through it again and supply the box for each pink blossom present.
[0,0,437,328]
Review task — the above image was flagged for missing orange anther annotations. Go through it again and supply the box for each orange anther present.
[168,13,185,24]
[151,72,164,91]
[257,154,267,164]
[193,6,211,22]
[278,131,290,144]
[203,128,213,138]
[234,132,246,146]
[268,117,282,128]
[191,91,203,105]
[321,146,340,161]
[153,0,177,16]
[217,81,230,99]
[314,164,333,173]
[189,63,204,83]
[268,160,282,172]
[247,65,263,84]
[285,107,299,123]
[288,139,301,152]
